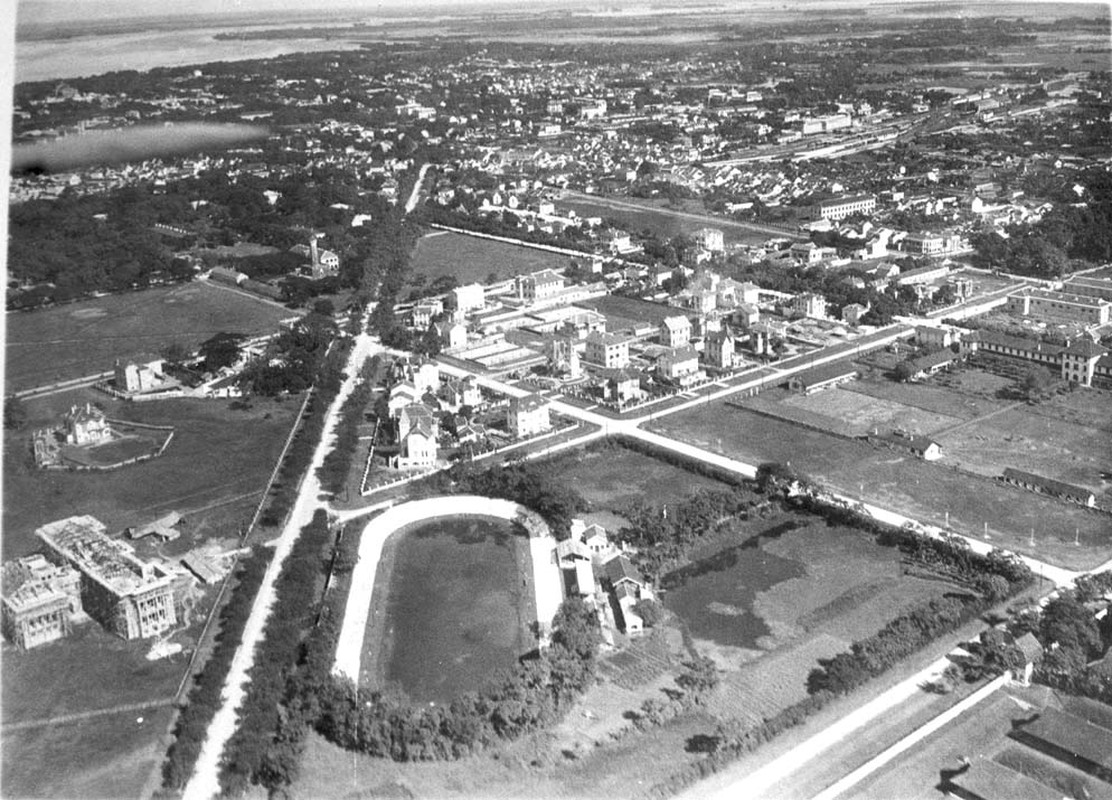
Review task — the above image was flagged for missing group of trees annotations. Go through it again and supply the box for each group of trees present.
[162,550,271,791]
[615,487,761,580]
[218,510,337,796]
[313,597,601,762]
[427,460,589,541]
[1027,573,1112,701]
[238,309,337,396]
[317,356,384,496]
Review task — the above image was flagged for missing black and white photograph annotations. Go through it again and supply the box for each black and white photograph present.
[2,1,1111,799]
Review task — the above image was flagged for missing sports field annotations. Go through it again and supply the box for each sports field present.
[5,281,296,392]
[409,230,569,289]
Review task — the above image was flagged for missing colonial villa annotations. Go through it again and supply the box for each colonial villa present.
[64,403,111,445]
[1,555,83,650]
[35,516,182,640]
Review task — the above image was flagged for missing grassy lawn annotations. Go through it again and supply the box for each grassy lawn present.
[2,388,301,559]
[0,623,185,724]
[408,230,570,290]
[1,705,174,800]
[5,281,296,392]
[575,294,680,333]
[648,402,1112,571]
[843,376,1009,422]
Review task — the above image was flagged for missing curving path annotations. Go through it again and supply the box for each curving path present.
[332,495,563,684]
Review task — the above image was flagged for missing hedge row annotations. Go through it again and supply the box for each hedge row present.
[160,551,270,791]
[317,355,383,496]
[217,510,337,796]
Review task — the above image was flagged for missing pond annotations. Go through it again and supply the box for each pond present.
[661,522,807,650]
[380,516,529,705]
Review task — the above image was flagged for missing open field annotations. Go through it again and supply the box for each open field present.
[648,402,1112,571]
[575,294,680,333]
[844,685,1112,800]
[739,385,963,438]
[546,441,728,513]
[844,375,1009,422]
[558,193,783,246]
[5,281,296,393]
[2,387,302,559]
[937,402,1112,500]
[409,230,570,290]
[1,705,174,800]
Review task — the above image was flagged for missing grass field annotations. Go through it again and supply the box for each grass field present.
[559,195,771,246]
[546,441,728,514]
[648,402,1112,571]
[938,404,1112,500]
[740,385,963,438]
[575,294,680,333]
[1,705,173,800]
[2,388,301,559]
[408,230,570,290]
[5,281,296,392]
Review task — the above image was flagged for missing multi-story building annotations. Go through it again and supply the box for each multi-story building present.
[703,328,735,370]
[1005,288,1111,327]
[114,356,166,394]
[657,346,704,387]
[694,227,725,253]
[1,555,83,650]
[1064,276,1112,302]
[36,516,179,640]
[64,403,111,445]
[815,194,876,221]
[792,292,828,319]
[450,283,485,313]
[585,331,631,368]
[660,315,692,348]
[515,269,565,304]
[507,394,551,438]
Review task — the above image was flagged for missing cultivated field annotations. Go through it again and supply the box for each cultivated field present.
[5,281,296,392]
[408,230,570,289]
[648,402,1112,570]
[2,388,302,559]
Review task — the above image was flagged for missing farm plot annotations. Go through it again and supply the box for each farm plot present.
[937,405,1112,500]
[672,518,961,728]
[5,281,295,392]
[408,230,569,289]
[648,402,1112,570]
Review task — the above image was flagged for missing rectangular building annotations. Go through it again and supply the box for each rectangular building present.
[815,194,876,221]
[1006,288,1111,327]
[1,555,83,650]
[36,516,179,640]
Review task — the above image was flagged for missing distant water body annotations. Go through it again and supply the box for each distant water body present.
[16,26,369,84]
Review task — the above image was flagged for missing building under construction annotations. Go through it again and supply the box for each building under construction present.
[35,516,180,640]
[1,554,83,650]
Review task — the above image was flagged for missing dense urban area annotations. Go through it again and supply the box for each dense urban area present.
[3,3,1112,800]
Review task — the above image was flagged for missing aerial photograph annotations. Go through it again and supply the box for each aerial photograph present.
[1,0,1111,798]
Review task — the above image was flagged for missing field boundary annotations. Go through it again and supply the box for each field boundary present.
[724,399,859,442]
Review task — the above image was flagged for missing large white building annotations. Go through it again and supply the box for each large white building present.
[451,283,485,313]
[815,194,876,221]
[507,394,551,438]
[585,331,631,368]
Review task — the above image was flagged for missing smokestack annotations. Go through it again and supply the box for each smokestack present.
[310,236,320,267]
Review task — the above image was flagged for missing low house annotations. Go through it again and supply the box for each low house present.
[603,367,643,405]
[1001,468,1096,507]
[869,431,942,461]
[657,346,704,387]
[1012,631,1043,686]
[907,348,959,379]
[64,403,111,445]
[128,511,183,541]
[787,363,858,394]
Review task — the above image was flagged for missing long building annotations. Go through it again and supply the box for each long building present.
[1005,287,1111,327]
[815,193,876,221]
[35,516,180,640]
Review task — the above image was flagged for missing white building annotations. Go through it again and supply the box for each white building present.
[660,315,692,348]
[585,331,631,368]
[506,394,551,438]
[450,283,485,313]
